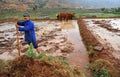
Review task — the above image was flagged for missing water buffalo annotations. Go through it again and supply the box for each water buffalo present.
[67,13,75,20]
[57,12,75,21]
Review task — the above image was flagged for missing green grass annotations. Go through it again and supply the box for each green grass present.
[96,13,120,18]
[88,59,118,77]
[0,9,120,21]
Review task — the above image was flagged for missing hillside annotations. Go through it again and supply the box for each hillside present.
[73,0,120,8]
[43,0,73,8]
[0,0,34,11]
[0,0,120,11]
[0,0,73,11]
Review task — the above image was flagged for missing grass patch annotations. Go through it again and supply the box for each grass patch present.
[89,59,118,77]
[87,45,95,57]
[96,13,120,18]
[1,9,120,21]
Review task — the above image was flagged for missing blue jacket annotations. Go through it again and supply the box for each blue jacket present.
[17,20,36,43]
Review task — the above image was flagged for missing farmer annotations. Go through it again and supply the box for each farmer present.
[15,13,40,54]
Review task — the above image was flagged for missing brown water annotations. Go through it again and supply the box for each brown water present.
[61,21,89,68]
[61,21,91,76]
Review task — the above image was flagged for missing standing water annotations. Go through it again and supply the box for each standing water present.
[61,21,89,68]
[61,20,90,76]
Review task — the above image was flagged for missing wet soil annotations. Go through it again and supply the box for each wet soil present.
[78,18,120,76]
[0,18,120,76]
[85,19,120,59]
[93,19,120,32]
[0,20,90,76]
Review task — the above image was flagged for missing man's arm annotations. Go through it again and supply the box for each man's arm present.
[14,18,24,26]
[18,24,33,31]
[17,21,24,26]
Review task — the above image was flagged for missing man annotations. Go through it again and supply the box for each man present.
[15,13,40,54]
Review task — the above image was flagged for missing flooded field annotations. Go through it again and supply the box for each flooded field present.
[85,19,120,59]
[1,19,120,76]
[0,20,89,70]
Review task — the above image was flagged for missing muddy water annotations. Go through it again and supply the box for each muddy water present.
[61,21,91,76]
[61,21,89,68]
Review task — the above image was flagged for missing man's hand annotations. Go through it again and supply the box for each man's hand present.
[14,17,19,29]
[15,24,19,29]
[14,18,18,22]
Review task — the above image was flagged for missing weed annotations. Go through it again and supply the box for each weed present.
[25,43,37,58]
[59,56,69,65]
[47,55,54,61]
[87,45,95,57]
[89,59,118,77]
[37,52,46,59]
[94,67,109,77]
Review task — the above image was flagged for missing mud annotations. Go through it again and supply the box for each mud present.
[78,18,120,76]
[85,19,120,59]
[0,20,92,77]
[93,20,120,32]
[0,55,85,77]
[0,21,75,58]
[0,20,90,75]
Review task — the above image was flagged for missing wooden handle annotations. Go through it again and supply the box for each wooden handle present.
[16,22,21,56]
